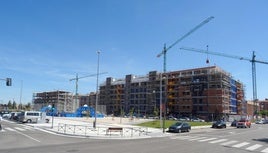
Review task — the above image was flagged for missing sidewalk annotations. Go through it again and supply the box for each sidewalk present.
[29,117,169,139]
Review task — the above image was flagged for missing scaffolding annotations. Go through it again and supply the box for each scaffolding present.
[99,66,245,120]
[32,90,75,113]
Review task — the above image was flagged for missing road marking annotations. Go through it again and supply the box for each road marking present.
[182,136,198,140]
[5,127,16,131]
[261,148,268,153]
[171,136,195,140]
[232,142,250,148]
[22,126,34,131]
[22,125,36,131]
[198,138,217,142]
[209,139,228,144]
[14,127,26,131]
[13,129,41,143]
[188,137,207,141]
[220,140,238,146]
[246,144,263,151]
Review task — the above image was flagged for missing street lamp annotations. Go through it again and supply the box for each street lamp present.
[19,80,23,110]
[159,73,163,131]
[93,51,100,128]
[162,74,167,133]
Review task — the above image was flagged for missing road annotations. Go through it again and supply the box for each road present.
[0,120,99,150]
[0,120,267,153]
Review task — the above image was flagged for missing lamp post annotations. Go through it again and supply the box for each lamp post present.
[93,51,100,128]
[162,74,167,133]
[19,80,23,110]
[159,73,163,131]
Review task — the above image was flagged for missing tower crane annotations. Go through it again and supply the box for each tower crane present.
[156,16,214,72]
[156,16,214,133]
[69,72,107,105]
[180,46,268,114]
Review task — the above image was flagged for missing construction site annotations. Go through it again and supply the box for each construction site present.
[31,16,266,121]
[99,66,246,121]
[32,90,106,117]
[32,91,78,113]
[31,66,248,121]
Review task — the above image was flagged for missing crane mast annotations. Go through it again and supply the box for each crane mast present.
[156,16,214,133]
[69,72,107,106]
[180,46,268,114]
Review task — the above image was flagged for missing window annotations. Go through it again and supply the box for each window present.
[26,112,40,116]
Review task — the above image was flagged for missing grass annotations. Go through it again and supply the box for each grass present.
[136,120,212,128]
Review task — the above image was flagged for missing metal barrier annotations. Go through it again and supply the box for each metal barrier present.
[57,123,148,137]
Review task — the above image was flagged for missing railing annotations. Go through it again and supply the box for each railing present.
[57,123,149,137]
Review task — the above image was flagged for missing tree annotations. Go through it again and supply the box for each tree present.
[18,103,23,110]
[121,108,125,117]
[153,107,159,118]
[25,102,32,111]
[129,107,134,118]
[7,100,12,109]
[12,101,17,109]
[259,110,268,117]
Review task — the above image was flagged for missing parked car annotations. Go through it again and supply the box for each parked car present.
[212,120,227,128]
[255,119,268,124]
[168,116,178,120]
[2,113,11,119]
[231,120,238,127]
[168,122,191,133]
[10,112,21,121]
[178,117,190,121]
[255,120,265,124]
[236,119,251,128]
[191,117,205,122]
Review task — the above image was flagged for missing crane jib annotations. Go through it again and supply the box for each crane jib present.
[156,16,214,58]
[180,46,268,115]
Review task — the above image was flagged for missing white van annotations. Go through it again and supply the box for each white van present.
[18,111,43,123]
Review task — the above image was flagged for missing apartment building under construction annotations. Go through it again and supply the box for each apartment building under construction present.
[32,90,78,113]
[99,66,246,120]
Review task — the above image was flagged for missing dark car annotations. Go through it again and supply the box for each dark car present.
[231,120,238,127]
[212,120,226,128]
[168,122,191,133]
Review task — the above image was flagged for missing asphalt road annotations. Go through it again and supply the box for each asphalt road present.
[0,120,97,150]
[0,120,267,153]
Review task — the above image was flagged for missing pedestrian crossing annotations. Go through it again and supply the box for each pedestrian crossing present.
[170,135,268,153]
[0,126,36,132]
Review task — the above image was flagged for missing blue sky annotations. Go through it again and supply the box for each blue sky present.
[0,0,268,104]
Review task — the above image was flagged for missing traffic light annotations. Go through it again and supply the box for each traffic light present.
[6,78,12,86]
